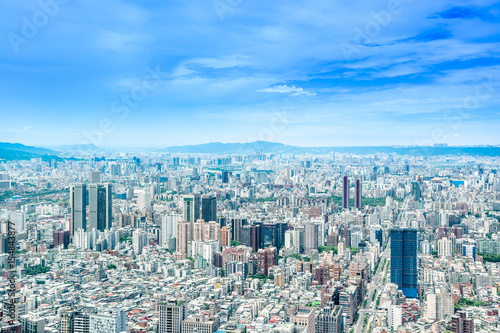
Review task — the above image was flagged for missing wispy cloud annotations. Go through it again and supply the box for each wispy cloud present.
[257,85,316,96]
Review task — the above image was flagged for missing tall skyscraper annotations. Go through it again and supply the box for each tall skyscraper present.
[158,299,186,333]
[89,170,100,183]
[231,218,247,243]
[183,194,200,239]
[261,223,277,248]
[257,246,276,276]
[412,182,422,200]
[133,229,148,255]
[391,228,418,298]
[304,223,319,254]
[355,179,362,209]
[221,171,230,184]
[342,175,349,209]
[161,214,181,246]
[70,183,87,234]
[88,183,112,232]
[201,195,217,222]
[241,225,261,252]
[176,221,191,254]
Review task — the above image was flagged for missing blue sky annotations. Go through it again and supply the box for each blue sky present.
[0,0,499,148]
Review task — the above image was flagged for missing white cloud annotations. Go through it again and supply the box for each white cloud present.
[257,85,316,96]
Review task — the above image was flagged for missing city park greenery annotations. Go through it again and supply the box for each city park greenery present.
[26,265,50,275]
[479,253,500,262]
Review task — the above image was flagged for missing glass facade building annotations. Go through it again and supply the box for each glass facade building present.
[391,228,417,298]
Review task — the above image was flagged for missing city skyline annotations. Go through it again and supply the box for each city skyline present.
[1,1,499,147]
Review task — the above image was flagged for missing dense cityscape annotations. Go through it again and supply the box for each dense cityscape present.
[0,146,499,333]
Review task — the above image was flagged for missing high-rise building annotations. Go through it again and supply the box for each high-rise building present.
[110,164,121,176]
[220,226,228,247]
[231,218,247,243]
[89,309,127,333]
[201,195,217,222]
[59,311,75,333]
[53,230,70,249]
[412,182,422,200]
[133,229,148,254]
[161,214,181,246]
[315,305,343,333]
[73,311,90,333]
[304,223,318,254]
[183,194,200,239]
[176,221,191,254]
[70,183,87,234]
[257,246,276,276]
[241,225,261,252]
[438,237,453,257]
[158,299,186,333]
[221,171,230,184]
[88,183,112,232]
[388,305,402,330]
[426,287,453,320]
[369,225,383,246]
[450,311,474,333]
[90,170,100,183]
[391,228,418,298]
[355,179,362,209]
[342,176,349,209]
[138,191,152,210]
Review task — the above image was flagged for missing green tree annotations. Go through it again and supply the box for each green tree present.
[317,246,338,254]
[230,240,241,247]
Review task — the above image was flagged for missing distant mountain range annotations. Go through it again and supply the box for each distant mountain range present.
[0,142,61,161]
[157,141,311,154]
[159,141,500,156]
[1,141,500,160]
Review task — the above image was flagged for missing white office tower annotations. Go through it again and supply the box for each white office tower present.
[2,210,26,233]
[133,229,148,255]
[74,229,91,250]
[89,309,127,333]
[388,305,402,330]
[138,191,152,210]
[312,217,326,246]
[104,229,121,250]
[284,230,293,249]
[192,240,219,265]
[351,232,363,248]
[90,170,100,183]
[338,242,344,256]
[438,237,452,257]
[161,214,182,246]
[421,240,431,255]
[426,288,453,320]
